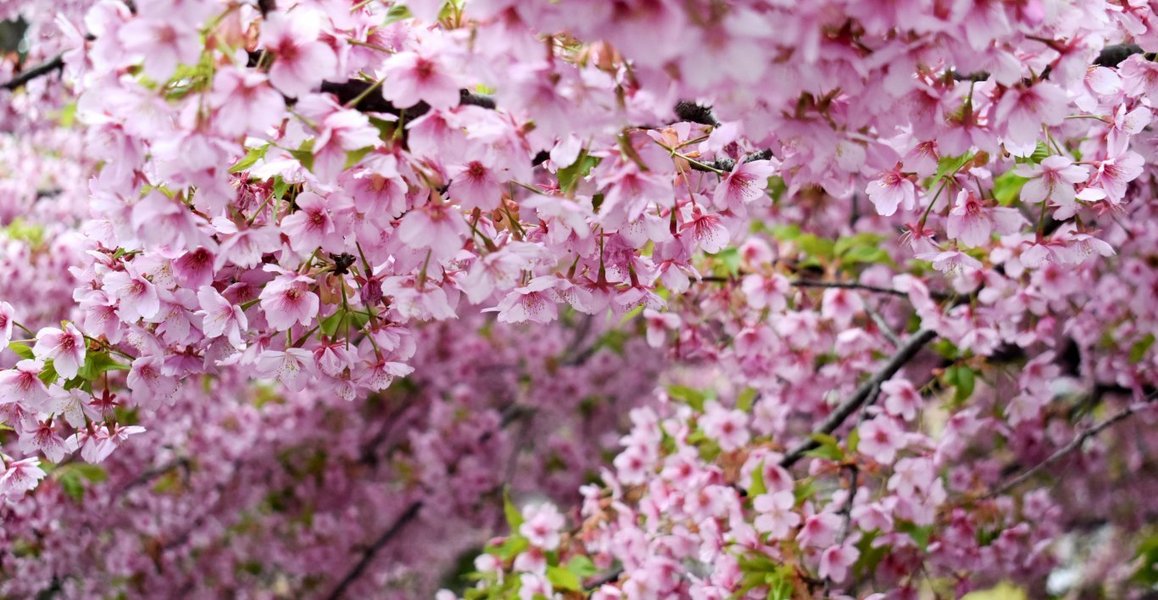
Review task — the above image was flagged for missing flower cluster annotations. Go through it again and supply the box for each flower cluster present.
[1,0,1158,597]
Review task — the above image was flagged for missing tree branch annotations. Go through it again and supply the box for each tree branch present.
[780,328,936,468]
[324,500,424,600]
[0,54,64,91]
[988,396,1155,498]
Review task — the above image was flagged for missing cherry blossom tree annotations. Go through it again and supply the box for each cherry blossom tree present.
[1,0,1158,598]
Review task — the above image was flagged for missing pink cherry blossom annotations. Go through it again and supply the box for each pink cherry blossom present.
[819,543,861,584]
[259,275,320,331]
[753,490,801,540]
[866,164,917,216]
[32,324,86,380]
[712,159,778,210]
[519,503,565,550]
[858,416,906,464]
[196,286,248,349]
[259,11,338,98]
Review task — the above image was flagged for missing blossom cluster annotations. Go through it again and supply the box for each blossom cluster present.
[1,0,1158,597]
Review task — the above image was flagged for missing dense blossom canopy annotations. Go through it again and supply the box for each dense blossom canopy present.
[1,0,1158,598]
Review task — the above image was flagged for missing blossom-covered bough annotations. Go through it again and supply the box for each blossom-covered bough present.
[1,0,1158,598]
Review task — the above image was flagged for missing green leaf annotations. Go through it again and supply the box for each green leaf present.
[992,171,1029,205]
[556,151,599,195]
[797,234,835,261]
[737,387,758,412]
[229,144,270,173]
[749,460,767,496]
[288,139,316,172]
[834,233,884,256]
[846,427,860,454]
[51,463,108,502]
[897,521,933,552]
[1129,333,1156,364]
[546,565,582,591]
[804,433,844,461]
[7,343,34,360]
[944,365,976,404]
[668,385,708,412]
[386,4,414,23]
[933,152,973,183]
[565,555,597,578]
[840,244,891,266]
[76,351,128,382]
[503,489,524,530]
[344,146,376,170]
[37,360,57,386]
[711,247,742,277]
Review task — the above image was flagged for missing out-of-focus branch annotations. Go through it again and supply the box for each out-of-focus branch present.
[780,328,936,468]
[988,396,1155,498]
[323,500,424,600]
[0,53,64,91]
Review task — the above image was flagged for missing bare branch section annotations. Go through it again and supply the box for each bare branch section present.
[988,396,1156,498]
[780,328,937,468]
[324,500,424,600]
[0,53,63,91]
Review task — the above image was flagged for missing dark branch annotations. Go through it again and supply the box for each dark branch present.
[324,500,424,600]
[988,395,1155,498]
[1094,43,1143,68]
[780,328,937,468]
[0,54,64,91]
[673,100,719,126]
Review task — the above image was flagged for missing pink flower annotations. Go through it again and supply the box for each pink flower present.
[280,191,351,254]
[197,286,248,348]
[490,278,560,324]
[993,83,1069,147]
[0,457,46,498]
[256,348,315,391]
[683,212,730,254]
[447,155,505,211]
[866,165,916,216]
[259,275,320,331]
[712,159,778,210]
[881,379,921,421]
[1087,149,1145,204]
[127,356,178,406]
[821,288,863,328]
[741,273,791,312]
[1014,155,1089,213]
[858,416,905,464]
[519,503,565,550]
[753,490,801,540]
[104,270,160,323]
[916,250,983,274]
[0,360,51,410]
[0,301,14,350]
[18,420,78,463]
[700,402,750,452]
[946,190,1026,247]
[796,512,841,548]
[172,247,216,290]
[642,309,681,348]
[260,12,338,98]
[380,40,462,110]
[210,68,286,137]
[396,200,469,263]
[118,18,200,81]
[818,543,861,583]
[33,323,86,380]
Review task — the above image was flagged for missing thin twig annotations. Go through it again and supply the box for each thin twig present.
[0,54,64,91]
[780,329,936,468]
[324,501,424,600]
[988,398,1155,498]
